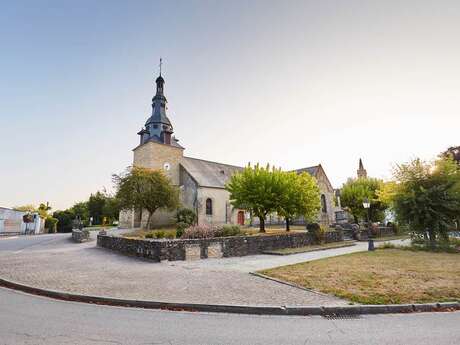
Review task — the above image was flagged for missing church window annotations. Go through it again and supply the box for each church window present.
[205,198,213,215]
[321,194,327,213]
[153,124,158,129]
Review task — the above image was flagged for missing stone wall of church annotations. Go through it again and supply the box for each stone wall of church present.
[196,187,233,225]
[133,141,184,185]
[315,171,335,226]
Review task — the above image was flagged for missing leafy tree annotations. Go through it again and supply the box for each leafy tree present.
[442,146,460,165]
[113,167,180,230]
[277,171,321,231]
[71,202,89,222]
[102,196,121,224]
[13,204,36,212]
[226,163,284,232]
[340,177,388,223]
[391,157,460,246]
[87,191,106,225]
[37,202,52,218]
[52,210,75,233]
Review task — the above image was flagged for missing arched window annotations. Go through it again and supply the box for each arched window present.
[205,198,213,215]
[321,194,327,213]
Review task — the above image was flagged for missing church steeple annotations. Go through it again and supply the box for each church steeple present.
[357,158,367,178]
[137,60,182,148]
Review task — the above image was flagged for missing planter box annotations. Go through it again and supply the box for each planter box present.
[97,230,343,262]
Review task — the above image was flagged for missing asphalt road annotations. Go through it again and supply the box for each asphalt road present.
[1,287,460,345]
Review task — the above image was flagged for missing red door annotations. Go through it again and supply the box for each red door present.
[237,211,245,225]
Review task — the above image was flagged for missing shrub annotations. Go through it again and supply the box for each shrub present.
[145,232,155,239]
[176,208,197,226]
[176,221,188,238]
[181,224,218,239]
[380,242,397,249]
[215,225,242,237]
[154,231,166,239]
[307,223,325,243]
[45,216,58,233]
[165,232,175,239]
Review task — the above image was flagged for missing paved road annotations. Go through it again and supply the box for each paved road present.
[1,287,459,345]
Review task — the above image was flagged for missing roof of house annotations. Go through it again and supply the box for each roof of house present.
[294,166,319,176]
[180,157,244,189]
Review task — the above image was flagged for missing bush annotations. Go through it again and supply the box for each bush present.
[181,224,218,239]
[307,223,325,243]
[176,221,188,238]
[154,231,166,239]
[53,210,75,233]
[215,225,242,237]
[176,208,197,226]
[45,216,58,233]
[145,232,155,239]
[165,232,175,239]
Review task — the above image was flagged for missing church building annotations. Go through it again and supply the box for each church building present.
[119,72,336,228]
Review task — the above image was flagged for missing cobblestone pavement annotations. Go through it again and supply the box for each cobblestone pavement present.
[0,232,406,306]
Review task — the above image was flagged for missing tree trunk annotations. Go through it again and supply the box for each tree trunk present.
[285,218,290,231]
[259,217,266,233]
[146,212,152,230]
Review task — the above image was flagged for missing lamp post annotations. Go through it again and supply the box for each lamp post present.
[362,197,374,251]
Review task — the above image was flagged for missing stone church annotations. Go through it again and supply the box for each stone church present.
[119,73,337,228]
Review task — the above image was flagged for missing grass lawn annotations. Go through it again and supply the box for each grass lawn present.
[260,249,460,304]
[371,235,410,242]
[263,242,356,255]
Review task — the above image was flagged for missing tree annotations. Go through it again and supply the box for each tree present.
[391,157,460,246]
[52,210,75,232]
[113,167,180,229]
[13,204,36,212]
[37,202,52,218]
[102,196,121,224]
[340,177,388,223]
[87,192,106,225]
[226,163,284,232]
[71,202,89,222]
[442,146,460,165]
[277,171,321,231]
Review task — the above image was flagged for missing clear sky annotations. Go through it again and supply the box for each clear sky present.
[1,0,459,210]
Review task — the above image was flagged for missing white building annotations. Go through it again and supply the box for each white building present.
[0,207,44,235]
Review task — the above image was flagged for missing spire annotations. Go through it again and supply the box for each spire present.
[357,158,367,178]
[137,61,182,148]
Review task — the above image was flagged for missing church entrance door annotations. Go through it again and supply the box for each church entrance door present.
[237,211,245,225]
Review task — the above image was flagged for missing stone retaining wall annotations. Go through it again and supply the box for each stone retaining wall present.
[97,231,343,262]
[72,229,90,243]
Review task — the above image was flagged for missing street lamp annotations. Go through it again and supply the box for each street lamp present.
[362,197,374,251]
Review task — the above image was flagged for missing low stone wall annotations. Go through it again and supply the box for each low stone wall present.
[97,231,343,262]
[357,226,395,240]
[72,229,90,243]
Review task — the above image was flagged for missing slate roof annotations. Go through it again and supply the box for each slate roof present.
[293,166,319,176]
[180,157,244,189]
[180,159,329,190]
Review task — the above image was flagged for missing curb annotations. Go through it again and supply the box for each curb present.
[1,277,459,316]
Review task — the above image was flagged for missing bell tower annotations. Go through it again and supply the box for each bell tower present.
[357,158,367,178]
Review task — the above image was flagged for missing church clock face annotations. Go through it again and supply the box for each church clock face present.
[163,162,171,171]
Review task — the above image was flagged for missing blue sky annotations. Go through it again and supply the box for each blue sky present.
[1,0,460,210]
